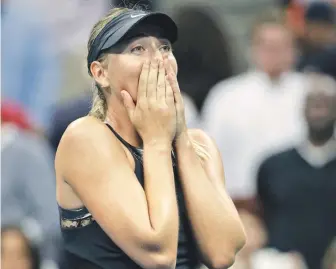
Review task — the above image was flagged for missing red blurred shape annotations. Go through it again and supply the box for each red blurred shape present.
[1,100,33,130]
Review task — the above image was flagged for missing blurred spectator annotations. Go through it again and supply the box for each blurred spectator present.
[297,2,336,79]
[283,0,305,39]
[1,226,41,269]
[257,73,336,269]
[1,0,61,131]
[323,238,336,269]
[202,10,306,207]
[1,100,34,131]
[37,0,108,54]
[303,1,335,48]
[49,92,199,152]
[1,102,61,263]
[49,95,91,151]
[183,93,200,129]
[232,248,307,269]
[173,6,233,111]
[230,210,307,269]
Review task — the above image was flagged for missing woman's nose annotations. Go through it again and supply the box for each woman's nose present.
[153,50,163,62]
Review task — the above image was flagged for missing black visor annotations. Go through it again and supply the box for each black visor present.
[87,10,178,72]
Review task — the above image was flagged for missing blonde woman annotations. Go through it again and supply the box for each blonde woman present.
[55,7,246,269]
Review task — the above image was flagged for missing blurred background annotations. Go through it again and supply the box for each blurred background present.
[1,0,336,269]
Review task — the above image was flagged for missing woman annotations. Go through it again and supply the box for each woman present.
[55,7,246,269]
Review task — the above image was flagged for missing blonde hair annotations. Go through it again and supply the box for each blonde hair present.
[87,8,210,161]
[87,7,129,120]
[191,139,211,161]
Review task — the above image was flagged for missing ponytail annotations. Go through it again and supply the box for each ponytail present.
[89,84,107,121]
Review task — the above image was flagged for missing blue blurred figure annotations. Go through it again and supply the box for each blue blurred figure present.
[1,0,61,131]
[297,1,336,79]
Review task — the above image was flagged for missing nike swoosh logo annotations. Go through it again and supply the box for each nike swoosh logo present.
[131,14,146,18]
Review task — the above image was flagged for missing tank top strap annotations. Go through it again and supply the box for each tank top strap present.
[104,122,144,186]
[104,123,140,153]
[104,122,174,163]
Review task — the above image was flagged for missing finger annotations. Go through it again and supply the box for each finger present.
[164,57,176,76]
[138,60,150,101]
[167,72,180,93]
[121,90,135,119]
[164,59,180,95]
[163,58,171,76]
[168,73,183,106]
[165,75,174,106]
[147,59,159,102]
[157,61,166,103]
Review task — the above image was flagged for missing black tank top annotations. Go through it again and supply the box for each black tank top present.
[59,123,200,269]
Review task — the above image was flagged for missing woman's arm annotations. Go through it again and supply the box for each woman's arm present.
[174,129,246,269]
[56,117,179,269]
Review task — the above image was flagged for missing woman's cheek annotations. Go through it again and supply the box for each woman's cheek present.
[120,57,144,100]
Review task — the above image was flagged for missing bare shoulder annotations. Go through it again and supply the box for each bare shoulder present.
[55,116,123,180]
[58,116,109,147]
[57,116,120,153]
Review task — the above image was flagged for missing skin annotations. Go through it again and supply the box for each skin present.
[56,33,245,269]
[304,74,336,145]
[1,229,33,269]
[252,23,295,79]
[305,22,336,48]
[165,63,246,268]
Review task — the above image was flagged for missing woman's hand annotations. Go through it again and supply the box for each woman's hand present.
[164,58,188,140]
[121,59,176,145]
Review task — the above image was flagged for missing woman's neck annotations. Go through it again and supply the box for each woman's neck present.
[105,94,142,147]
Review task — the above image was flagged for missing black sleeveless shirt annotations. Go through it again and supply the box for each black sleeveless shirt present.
[59,124,200,269]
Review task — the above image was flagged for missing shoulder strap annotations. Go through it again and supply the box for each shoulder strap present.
[104,123,139,153]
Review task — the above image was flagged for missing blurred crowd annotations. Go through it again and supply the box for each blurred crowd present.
[1,0,336,269]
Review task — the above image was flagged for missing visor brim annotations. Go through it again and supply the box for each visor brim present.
[101,12,178,51]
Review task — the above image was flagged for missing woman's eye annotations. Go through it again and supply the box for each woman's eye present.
[130,45,145,54]
[160,45,171,52]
